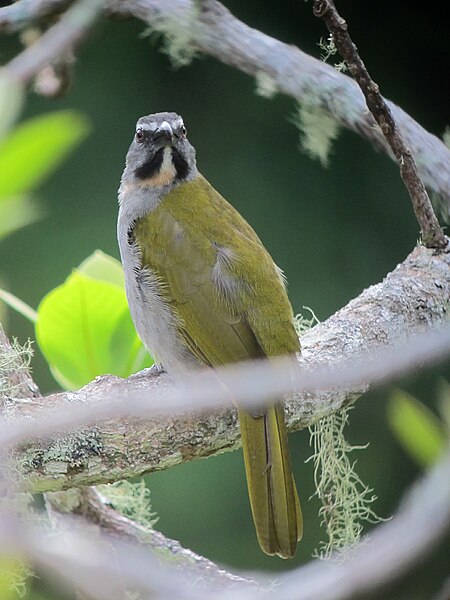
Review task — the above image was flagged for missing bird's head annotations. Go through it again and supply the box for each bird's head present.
[124,112,197,188]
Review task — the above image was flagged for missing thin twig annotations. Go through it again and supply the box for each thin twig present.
[313,0,447,249]
[4,0,105,84]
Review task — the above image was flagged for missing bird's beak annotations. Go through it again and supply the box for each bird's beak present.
[153,121,174,146]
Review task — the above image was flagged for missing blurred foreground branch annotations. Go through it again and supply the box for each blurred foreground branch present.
[3,324,450,599]
[4,0,105,85]
[2,243,449,493]
[45,486,255,588]
[0,326,250,593]
[2,440,450,600]
[1,0,450,208]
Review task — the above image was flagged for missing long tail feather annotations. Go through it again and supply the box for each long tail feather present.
[238,405,302,558]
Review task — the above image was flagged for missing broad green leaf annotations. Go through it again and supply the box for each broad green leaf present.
[78,249,124,288]
[0,196,41,239]
[0,73,24,140]
[36,266,151,390]
[0,111,89,200]
[387,390,446,468]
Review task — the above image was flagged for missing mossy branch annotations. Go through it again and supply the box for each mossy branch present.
[1,244,448,493]
[0,327,252,590]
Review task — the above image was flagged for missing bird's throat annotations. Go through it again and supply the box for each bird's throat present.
[134,147,189,188]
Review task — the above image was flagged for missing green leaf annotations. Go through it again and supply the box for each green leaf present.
[35,253,151,390]
[387,389,446,468]
[77,249,124,288]
[0,110,89,200]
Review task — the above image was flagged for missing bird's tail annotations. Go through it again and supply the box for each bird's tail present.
[238,404,302,558]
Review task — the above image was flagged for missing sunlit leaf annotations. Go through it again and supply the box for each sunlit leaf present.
[0,111,89,200]
[77,249,124,288]
[387,389,446,468]
[35,252,151,390]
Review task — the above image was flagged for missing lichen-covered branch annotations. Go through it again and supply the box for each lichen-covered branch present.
[108,0,450,210]
[3,243,449,493]
[1,0,449,208]
[0,326,248,589]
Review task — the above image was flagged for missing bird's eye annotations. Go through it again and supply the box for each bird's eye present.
[135,128,145,143]
[181,125,187,138]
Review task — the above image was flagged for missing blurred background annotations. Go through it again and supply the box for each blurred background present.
[0,0,449,598]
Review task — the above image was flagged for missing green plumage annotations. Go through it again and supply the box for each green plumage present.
[133,174,303,557]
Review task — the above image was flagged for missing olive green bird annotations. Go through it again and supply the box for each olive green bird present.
[118,112,302,558]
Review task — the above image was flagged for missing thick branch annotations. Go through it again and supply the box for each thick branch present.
[1,0,449,208]
[108,0,450,210]
[0,327,247,589]
[3,244,449,493]
[313,0,446,248]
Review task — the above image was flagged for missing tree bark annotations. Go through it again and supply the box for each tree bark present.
[2,244,448,493]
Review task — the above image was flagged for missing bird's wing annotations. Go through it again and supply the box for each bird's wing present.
[134,174,299,365]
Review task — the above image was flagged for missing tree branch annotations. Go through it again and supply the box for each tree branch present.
[3,0,105,84]
[108,0,450,211]
[0,0,71,32]
[1,0,449,209]
[2,244,448,493]
[313,0,446,248]
[45,486,256,589]
[0,326,250,591]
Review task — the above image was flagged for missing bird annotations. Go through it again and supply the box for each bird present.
[117,112,302,558]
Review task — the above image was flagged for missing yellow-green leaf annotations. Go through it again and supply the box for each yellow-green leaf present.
[36,268,151,390]
[387,389,446,468]
[77,249,124,288]
[0,110,89,200]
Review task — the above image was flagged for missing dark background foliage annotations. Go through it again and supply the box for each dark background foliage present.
[1,1,449,597]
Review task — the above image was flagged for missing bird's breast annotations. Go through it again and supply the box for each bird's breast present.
[118,209,199,375]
